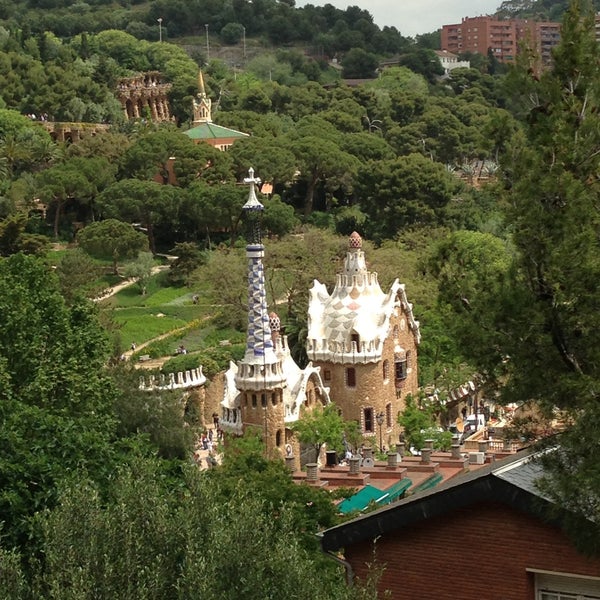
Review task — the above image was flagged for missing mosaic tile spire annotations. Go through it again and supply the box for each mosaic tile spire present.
[242,168,276,364]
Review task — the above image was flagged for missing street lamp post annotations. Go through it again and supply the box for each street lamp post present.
[376,412,385,453]
[205,23,210,62]
[157,17,163,42]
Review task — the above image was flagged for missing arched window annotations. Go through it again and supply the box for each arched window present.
[276,429,282,447]
[386,403,392,427]
[252,394,257,408]
[261,393,267,407]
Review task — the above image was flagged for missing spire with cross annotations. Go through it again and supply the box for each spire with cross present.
[240,168,274,361]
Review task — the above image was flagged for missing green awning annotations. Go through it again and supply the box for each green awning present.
[411,472,443,494]
[382,478,413,503]
[338,485,389,514]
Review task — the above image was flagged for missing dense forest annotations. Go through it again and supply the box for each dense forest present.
[1,0,600,596]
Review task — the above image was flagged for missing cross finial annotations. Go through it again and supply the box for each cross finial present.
[242,167,263,212]
[244,167,261,186]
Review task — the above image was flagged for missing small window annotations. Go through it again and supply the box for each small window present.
[271,392,277,406]
[276,429,282,447]
[395,360,407,380]
[351,333,360,350]
[261,393,267,408]
[363,407,374,433]
[383,360,390,381]
[324,369,331,381]
[252,394,257,408]
[347,367,356,388]
[386,403,392,427]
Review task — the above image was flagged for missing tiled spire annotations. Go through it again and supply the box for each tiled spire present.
[241,168,276,365]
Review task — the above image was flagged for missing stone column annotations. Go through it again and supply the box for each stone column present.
[362,447,373,461]
[424,439,434,451]
[157,99,165,120]
[150,99,158,121]
[503,438,512,452]
[397,442,405,459]
[451,444,462,460]
[349,456,361,475]
[306,463,318,482]
[478,440,489,454]
[387,451,398,468]
[161,99,171,120]
[285,455,296,472]
[421,448,432,464]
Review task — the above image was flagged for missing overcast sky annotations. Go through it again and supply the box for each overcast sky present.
[297,0,501,38]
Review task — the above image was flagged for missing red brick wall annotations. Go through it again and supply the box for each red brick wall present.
[346,502,600,599]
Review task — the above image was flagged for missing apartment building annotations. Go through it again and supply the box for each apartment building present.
[441,16,560,65]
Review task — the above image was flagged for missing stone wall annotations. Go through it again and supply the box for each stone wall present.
[317,307,419,449]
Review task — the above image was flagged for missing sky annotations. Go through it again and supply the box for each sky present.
[296,0,501,38]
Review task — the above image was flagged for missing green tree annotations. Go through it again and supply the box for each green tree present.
[122,251,155,295]
[6,451,379,600]
[77,218,148,274]
[435,0,600,550]
[355,153,461,242]
[291,402,361,462]
[398,395,452,451]
[286,116,359,216]
[166,241,206,286]
[55,247,101,301]
[0,253,119,549]
[96,179,178,254]
[262,194,299,238]
[341,48,379,78]
[0,213,49,256]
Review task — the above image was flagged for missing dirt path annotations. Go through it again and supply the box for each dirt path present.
[93,264,188,368]
[93,265,169,303]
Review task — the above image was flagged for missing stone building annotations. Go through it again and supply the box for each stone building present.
[117,71,172,122]
[184,71,248,151]
[306,232,420,451]
[219,169,330,461]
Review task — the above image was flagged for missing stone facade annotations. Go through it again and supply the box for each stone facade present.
[117,71,172,122]
[307,232,420,449]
